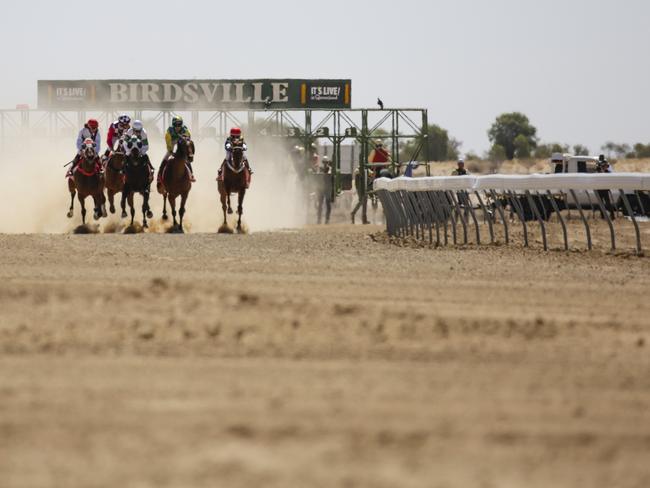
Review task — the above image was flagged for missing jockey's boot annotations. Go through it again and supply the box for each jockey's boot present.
[245,160,254,175]
[188,163,196,182]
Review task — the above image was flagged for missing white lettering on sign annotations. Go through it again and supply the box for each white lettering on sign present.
[200,83,219,102]
[272,83,289,103]
[183,82,199,103]
[221,82,233,102]
[109,83,128,103]
[252,82,264,103]
[310,86,341,101]
[141,83,161,103]
[162,83,183,103]
[44,80,348,108]
[55,87,87,101]
[234,83,252,103]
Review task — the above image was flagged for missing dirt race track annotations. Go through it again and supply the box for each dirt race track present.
[1,224,650,488]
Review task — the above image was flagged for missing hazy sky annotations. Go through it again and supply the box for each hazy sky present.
[1,0,648,154]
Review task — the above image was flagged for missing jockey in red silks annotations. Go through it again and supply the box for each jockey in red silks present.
[67,119,101,178]
[218,127,254,184]
[368,140,391,176]
[104,113,131,159]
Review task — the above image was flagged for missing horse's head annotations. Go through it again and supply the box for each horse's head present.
[126,136,141,161]
[81,138,97,161]
[174,135,194,160]
[231,139,244,168]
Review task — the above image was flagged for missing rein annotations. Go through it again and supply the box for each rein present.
[77,156,100,176]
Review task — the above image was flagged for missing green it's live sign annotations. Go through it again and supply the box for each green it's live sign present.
[37,79,352,110]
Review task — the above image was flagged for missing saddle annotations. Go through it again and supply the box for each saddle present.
[75,156,102,177]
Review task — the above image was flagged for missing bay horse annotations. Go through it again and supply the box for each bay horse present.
[157,135,194,232]
[104,138,127,217]
[218,139,250,233]
[70,139,107,225]
[122,142,154,229]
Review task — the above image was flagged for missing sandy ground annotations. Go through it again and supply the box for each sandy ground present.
[1,224,650,488]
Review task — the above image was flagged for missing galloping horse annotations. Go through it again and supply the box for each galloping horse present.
[218,139,250,233]
[69,139,107,224]
[157,135,194,232]
[104,138,127,217]
[122,141,154,228]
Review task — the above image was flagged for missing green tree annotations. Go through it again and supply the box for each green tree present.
[447,137,462,160]
[401,124,461,161]
[514,134,531,158]
[488,112,537,160]
[633,143,650,158]
[534,142,569,158]
[573,144,590,156]
[488,144,507,162]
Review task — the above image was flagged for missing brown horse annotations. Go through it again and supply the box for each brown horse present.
[70,141,106,224]
[104,138,127,217]
[122,144,154,229]
[218,139,249,233]
[157,136,193,232]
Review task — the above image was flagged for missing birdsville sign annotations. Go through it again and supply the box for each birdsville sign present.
[37,79,352,110]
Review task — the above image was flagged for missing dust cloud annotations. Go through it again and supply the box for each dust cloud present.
[0,136,307,233]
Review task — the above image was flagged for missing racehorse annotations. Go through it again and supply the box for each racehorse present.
[157,135,194,232]
[122,141,154,229]
[70,139,106,224]
[217,139,250,233]
[104,138,127,217]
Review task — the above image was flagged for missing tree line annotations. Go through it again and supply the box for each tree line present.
[402,112,650,162]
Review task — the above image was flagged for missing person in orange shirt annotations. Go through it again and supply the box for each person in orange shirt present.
[368,140,391,176]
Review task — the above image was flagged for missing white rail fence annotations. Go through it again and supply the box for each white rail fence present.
[373,174,650,253]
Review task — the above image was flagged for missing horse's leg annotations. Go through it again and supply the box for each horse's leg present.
[120,189,128,219]
[67,182,76,218]
[78,194,86,225]
[145,185,153,219]
[108,188,116,214]
[179,192,188,233]
[162,192,169,221]
[236,190,245,231]
[227,194,233,215]
[101,189,107,217]
[128,192,135,226]
[220,188,229,226]
[142,190,149,228]
[169,194,178,228]
[92,191,103,221]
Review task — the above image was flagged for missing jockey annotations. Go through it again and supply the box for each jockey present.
[126,120,149,155]
[160,115,195,182]
[126,120,154,176]
[224,127,247,156]
[218,127,253,179]
[105,113,131,158]
[67,119,101,177]
[368,140,391,176]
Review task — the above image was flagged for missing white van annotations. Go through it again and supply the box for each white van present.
[549,153,611,208]
[550,153,603,174]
